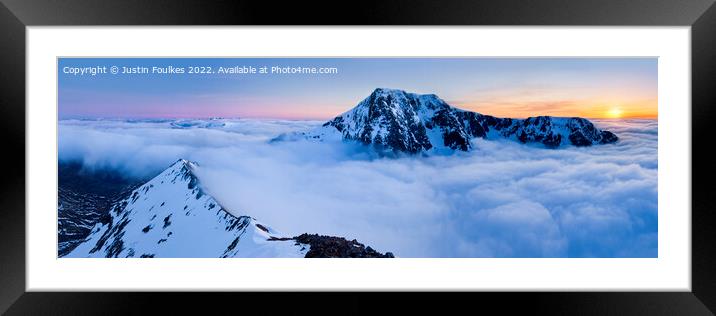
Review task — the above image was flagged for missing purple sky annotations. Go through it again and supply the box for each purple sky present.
[59,57,657,120]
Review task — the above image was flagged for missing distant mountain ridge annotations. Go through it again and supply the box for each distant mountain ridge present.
[281,88,618,154]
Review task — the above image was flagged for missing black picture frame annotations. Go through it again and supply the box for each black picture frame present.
[1,0,714,314]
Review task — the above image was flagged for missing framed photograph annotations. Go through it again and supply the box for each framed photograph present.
[1,0,715,314]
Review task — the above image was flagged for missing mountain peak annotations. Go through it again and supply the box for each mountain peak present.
[172,158,198,169]
[65,158,311,258]
[167,159,201,181]
[365,88,440,105]
[368,88,441,102]
[372,87,406,94]
[297,89,618,154]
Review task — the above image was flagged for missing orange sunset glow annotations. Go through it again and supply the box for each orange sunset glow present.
[451,87,657,120]
[457,99,657,119]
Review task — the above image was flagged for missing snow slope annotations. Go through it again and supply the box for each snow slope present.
[65,159,309,258]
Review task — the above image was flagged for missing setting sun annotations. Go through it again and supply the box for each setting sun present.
[607,107,624,118]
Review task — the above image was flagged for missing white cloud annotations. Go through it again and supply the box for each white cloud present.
[59,118,658,257]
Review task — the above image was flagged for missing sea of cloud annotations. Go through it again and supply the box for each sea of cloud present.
[58,118,658,257]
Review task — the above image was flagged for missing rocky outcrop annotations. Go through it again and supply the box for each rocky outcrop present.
[270,233,394,258]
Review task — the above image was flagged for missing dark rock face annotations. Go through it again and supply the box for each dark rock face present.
[323,89,436,154]
[316,88,618,154]
[58,162,143,257]
[600,131,619,144]
[271,233,394,258]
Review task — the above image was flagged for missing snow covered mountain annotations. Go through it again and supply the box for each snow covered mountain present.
[65,159,307,258]
[280,88,618,154]
[65,159,393,258]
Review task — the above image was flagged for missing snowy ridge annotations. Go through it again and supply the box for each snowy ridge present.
[66,159,310,258]
[281,88,618,154]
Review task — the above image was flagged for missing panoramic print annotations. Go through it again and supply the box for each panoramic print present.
[58,58,658,258]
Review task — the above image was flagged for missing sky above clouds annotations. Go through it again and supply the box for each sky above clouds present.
[58,58,658,120]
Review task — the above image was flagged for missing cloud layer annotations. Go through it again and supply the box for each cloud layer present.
[59,118,658,257]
